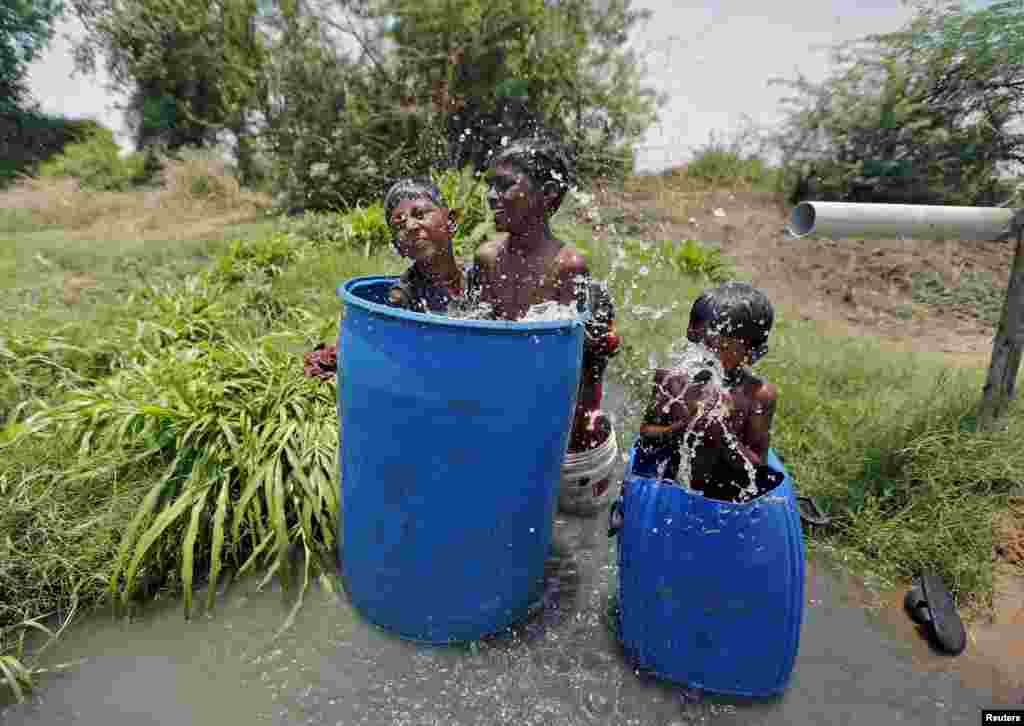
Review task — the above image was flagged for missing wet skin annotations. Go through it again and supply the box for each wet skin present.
[475,161,606,451]
[640,328,777,493]
[473,161,588,320]
[387,196,463,304]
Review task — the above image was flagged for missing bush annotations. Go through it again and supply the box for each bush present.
[686,130,777,188]
[37,127,147,191]
[9,332,339,622]
[620,237,732,283]
[283,204,390,258]
[430,165,494,259]
[0,112,105,189]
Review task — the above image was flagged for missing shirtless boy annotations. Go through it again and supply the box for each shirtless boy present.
[636,282,780,503]
[472,137,621,454]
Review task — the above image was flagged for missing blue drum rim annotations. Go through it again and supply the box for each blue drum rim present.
[625,442,792,506]
[337,276,587,334]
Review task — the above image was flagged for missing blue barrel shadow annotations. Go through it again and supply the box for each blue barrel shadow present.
[616,442,805,697]
[336,276,584,643]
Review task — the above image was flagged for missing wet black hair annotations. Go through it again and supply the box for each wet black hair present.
[383,178,448,225]
[687,281,774,362]
[489,136,575,214]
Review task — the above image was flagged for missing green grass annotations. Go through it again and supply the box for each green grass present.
[911,269,1005,324]
[1,185,1021,702]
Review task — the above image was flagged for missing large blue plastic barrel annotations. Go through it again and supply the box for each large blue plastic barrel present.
[616,444,805,697]
[336,276,584,643]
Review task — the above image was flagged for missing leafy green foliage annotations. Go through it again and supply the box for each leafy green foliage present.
[0,0,65,115]
[37,127,148,191]
[206,233,307,285]
[911,269,1005,325]
[0,113,107,189]
[283,204,391,258]
[430,165,495,258]
[15,334,339,621]
[619,237,732,283]
[771,0,1024,205]
[374,0,661,182]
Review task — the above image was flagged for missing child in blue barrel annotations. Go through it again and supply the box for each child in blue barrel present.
[636,281,781,503]
[303,178,471,380]
[383,177,474,314]
[471,136,621,484]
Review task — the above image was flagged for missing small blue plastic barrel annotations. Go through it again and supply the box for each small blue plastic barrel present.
[616,444,805,697]
[336,276,584,643]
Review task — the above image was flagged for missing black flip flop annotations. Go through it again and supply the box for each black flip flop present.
[903,584,932,625]
[919,574,967,656]
[796,495,831,526]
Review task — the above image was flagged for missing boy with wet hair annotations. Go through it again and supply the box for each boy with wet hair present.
[637,281,780,503]
[472,135,621,468]
[384,177,471,315]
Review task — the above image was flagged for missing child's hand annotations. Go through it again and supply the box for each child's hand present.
[684,380,722,418]
[718,390,735,417]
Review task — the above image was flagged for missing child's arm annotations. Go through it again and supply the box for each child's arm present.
[553,249,589,307]
[638,370,709,437]
[699,383,777,468]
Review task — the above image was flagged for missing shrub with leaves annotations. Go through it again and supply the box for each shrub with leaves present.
[284,203,391,258]
[15,335,340,621]
[430,165,495,259]
[37,127,147,191]
[620,238,732,283]
[206,233,309,286]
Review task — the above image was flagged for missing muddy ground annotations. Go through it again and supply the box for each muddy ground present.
[593,181,1015,367]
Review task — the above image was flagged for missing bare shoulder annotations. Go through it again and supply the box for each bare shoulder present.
[474,239,502,268]
[556,242,588,276]
[751,380,778,412]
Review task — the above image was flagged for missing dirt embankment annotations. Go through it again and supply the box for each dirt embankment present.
[593,182,1015,368]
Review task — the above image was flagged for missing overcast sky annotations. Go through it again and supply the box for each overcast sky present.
[27,0,918,173]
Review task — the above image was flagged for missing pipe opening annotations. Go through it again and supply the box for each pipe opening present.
[789,202,815,237]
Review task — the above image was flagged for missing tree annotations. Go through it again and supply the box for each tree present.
[258,0,437,211]
[69,0,269,181]
[1,0,65,115]
[348,0,663,179]
[771,0,1024,206]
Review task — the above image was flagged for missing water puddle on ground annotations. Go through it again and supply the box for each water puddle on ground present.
[0,379,1014,725]
[1,523,1005,725]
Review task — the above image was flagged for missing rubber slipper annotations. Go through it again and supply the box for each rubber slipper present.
[796,495,831,526]
[919,573,967,655]
[903,584,932,625]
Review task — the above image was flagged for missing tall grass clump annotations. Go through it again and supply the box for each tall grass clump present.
[757,326,1023,601]
[13,334,340,623]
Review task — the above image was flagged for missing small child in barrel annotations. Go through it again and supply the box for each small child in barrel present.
[471,135,621,454]
[384,177,473,315]
[636,281,780,503]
